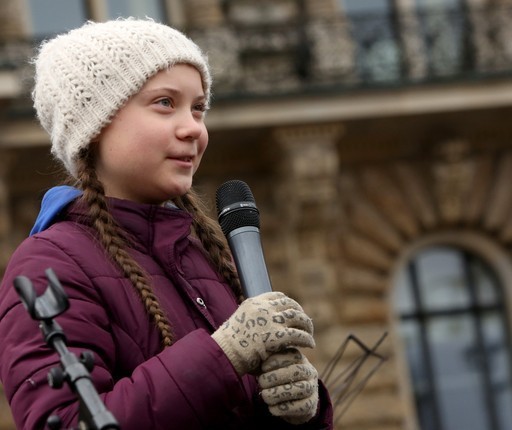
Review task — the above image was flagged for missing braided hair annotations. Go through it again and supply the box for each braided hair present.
[174,190,243,303]
[74,148,242,349]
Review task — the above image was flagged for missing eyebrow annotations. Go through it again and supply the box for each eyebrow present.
[140,87,206,101]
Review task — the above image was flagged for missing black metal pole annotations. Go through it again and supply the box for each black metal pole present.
[14,269,120,430]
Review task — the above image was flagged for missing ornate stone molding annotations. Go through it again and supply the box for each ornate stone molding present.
[273,124,343,225]
[274,124,343,175]
[337,142,512,299]
[483,151,512,233]
[269,123,344,336]
[273,124,343,223]
[432,139,475,224]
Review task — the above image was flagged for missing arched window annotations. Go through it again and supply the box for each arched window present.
[394,245,512,430]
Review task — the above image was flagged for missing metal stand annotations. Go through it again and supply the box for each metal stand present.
[14,268,120,430]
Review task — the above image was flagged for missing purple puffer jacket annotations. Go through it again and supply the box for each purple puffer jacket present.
[0,196,333,429]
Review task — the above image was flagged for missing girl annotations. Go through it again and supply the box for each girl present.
[0,18,332,429]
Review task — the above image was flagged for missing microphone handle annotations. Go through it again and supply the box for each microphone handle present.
[227,226,273,298]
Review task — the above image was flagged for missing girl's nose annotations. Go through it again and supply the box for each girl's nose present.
[176,111,204,141]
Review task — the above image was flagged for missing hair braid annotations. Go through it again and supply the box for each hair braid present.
[175,189,244,303]
[76,151,174,348]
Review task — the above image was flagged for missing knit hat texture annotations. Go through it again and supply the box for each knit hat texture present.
[32,18,212,178]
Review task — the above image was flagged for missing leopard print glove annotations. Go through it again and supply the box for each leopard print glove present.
[258,348,319,424]
[212,292,315,376]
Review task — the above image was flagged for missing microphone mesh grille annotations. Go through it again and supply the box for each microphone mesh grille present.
[216,180,254,207]
[216,180,260,235]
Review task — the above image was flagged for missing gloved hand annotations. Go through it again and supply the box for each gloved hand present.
[212,292,315,376]
[258,348,319,425]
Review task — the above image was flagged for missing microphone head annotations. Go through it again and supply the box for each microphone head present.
[216,180,260,236]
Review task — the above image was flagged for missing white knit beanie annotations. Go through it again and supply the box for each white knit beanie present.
[32,18,212,178]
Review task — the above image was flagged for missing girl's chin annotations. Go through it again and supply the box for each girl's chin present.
[164,182,193,199]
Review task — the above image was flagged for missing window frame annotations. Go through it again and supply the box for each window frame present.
[391,231,512,430]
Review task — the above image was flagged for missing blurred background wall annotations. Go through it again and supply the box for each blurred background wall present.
[2,0,512,429]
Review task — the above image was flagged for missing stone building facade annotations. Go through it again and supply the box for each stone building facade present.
[2,0,512,429]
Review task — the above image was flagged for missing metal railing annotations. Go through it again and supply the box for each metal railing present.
[2,5,512,102]
[191,5,512,99]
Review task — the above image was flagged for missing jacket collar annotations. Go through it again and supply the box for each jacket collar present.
[69,194,194,255]
[32,185,196,257]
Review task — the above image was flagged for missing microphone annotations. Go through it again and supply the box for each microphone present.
[216,180,272,298]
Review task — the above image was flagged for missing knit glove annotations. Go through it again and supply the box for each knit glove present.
[212,292,315,376]
[258,348,319,425]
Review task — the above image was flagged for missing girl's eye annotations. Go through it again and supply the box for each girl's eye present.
[156,98,173,108]
[193,103,208,115]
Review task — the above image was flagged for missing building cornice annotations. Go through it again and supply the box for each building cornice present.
[206,79,512,130]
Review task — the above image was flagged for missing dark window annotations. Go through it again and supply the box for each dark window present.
[414,0,466,76]
[28,0,87,38]
[394,246,512,430]
[341,0,400,82]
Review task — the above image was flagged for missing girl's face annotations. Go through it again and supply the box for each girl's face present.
[94,64,209,204]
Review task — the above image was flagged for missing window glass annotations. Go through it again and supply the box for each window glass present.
[415,247,470,311]
[393,269,416,314]
[339,0,399,83]
[399,320,437,428]
[106,0,165,21]
[394,246,512,430]
[482,313,512,428]
[429,316,487,430]
[471,257,500,306]
[28,0,86,38]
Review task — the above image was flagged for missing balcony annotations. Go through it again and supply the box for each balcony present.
[1,5,512,104]
[188,4,512,100]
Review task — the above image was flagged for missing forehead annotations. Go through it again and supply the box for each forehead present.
[141,64,204,90]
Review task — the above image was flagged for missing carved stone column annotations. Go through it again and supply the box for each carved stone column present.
[305,0,357,83]
[466,0,512,71]
[432,140,475,225]
[0,0,28,38]
[273,124,343,353]
[274,124,342,226]
[86,0,108,21]
[391,0,428,80]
